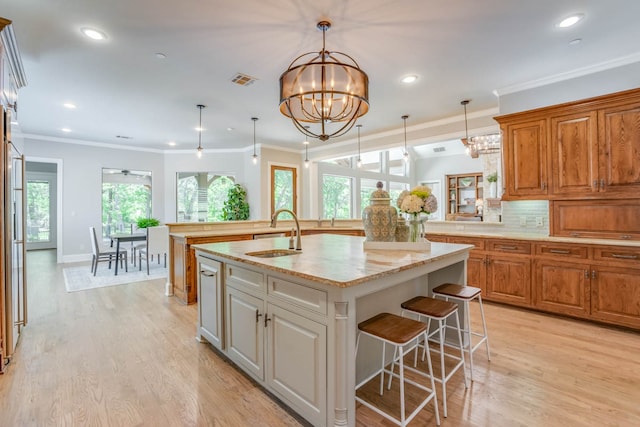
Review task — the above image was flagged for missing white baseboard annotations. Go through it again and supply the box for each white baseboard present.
[63,253,93,264]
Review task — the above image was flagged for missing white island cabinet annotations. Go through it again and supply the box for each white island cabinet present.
[194,234,471,427]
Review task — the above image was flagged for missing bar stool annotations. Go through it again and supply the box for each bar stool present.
[432,283,491,381]
[355,312,440,427]
[400,296,468,418]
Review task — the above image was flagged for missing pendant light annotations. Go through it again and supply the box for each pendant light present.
[356,124,362,168]
[251,117,259,165]
[304,126,310,168]
[460,99,501,158]
[402,115,409,162]
[196,104,205,158]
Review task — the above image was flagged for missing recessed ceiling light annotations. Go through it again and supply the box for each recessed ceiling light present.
[80,27,107,40]
[168,141,177,146]
[557,14,584,28]
[155,53,167,59]
[63,102,77,109]
[227,127,235,132]
[61,128,71,133]
[569,38,582,46]
[401,75,418,84]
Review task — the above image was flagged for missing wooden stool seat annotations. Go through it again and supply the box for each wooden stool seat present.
[356,312,440,426]
[400,296,468,418]
[432,283,481,300]
[358,313,427,344]
[432,283,491,382]
[401,297,458,319]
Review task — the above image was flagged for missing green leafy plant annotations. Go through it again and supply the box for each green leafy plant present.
[487,172,498,183]
[222,184,250,220]
[136,217,160,228]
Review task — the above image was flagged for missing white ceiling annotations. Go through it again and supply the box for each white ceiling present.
[3,0,640,155]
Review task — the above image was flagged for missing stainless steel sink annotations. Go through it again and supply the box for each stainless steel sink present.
[245,249,300,258]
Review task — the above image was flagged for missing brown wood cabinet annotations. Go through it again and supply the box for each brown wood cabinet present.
[497,88,640,201]
[501,119,548,199]
[550,199,640,240]
[533,242,591,318]
[428,233,640,330]
[485,240,532,306]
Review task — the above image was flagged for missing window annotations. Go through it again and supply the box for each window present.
[271,165,297,218]
[26,179,51,243]
[323,174,352,219]
[388,148,408,176]
[176,173,235,222]
[360,178,379,214]
[102,168,152,238]
[359,152,381,173]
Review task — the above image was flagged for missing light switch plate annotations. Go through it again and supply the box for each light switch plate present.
[536,217,543,227]
[520,216,527,227]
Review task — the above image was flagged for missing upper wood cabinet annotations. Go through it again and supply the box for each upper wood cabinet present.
[501,119,548,199]
[496,88,640,200]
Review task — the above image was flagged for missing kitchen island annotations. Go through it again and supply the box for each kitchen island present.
[193,234,471,427]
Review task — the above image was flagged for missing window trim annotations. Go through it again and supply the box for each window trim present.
[270,164,298,216]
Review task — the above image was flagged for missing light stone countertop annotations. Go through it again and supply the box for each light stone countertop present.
[425,230,640,247]
[192,234,472,288]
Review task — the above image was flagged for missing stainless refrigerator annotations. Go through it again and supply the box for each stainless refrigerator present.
[1,105,26,373]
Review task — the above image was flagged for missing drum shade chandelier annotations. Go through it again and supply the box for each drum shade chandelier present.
[279,21,369,142]
[460,100,501,158]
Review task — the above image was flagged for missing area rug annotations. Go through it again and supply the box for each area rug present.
[63,261,167,292]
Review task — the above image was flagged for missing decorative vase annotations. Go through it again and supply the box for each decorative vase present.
[362,182,397,242]
[489,181,497,198]
[395,216,409,242]
[408,214,426,242]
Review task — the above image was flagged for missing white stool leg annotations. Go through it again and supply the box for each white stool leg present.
[398,344,406,426]
[438,318,448,418]
[454,310,469,389]
[379,341,386,395]
[478,295,491,361]
[465,299,475,381]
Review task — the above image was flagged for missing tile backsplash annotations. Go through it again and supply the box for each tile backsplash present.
[425,200,549,236]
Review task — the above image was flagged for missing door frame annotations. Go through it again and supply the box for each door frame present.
[25,157,63,263]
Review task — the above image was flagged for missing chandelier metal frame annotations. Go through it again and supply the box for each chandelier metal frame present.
[460,99,501,158]
[279,21,369,142]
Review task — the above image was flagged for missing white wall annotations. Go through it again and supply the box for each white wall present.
[24,138,165,262]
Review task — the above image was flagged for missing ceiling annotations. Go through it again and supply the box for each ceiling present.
[3,0,640,155]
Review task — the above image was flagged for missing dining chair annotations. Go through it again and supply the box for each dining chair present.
[89,226,127,275]
[138,225,169,274]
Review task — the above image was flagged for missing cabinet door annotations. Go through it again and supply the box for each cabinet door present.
[534,260,590,318]
[226,286,265,380]
[502,119,548,199]
[266,304,327,426]
[467,254,487,295]
[486,255,531,306]
[598,102,640,195]
[197,258,224,349]
[550,111,598,196]
[591,265,640,329]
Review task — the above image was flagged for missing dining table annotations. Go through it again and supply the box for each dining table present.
[109,232,147,275]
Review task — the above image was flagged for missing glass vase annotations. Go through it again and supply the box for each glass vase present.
[409,215,423,242]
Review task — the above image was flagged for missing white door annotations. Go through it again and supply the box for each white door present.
[226,286,264,380]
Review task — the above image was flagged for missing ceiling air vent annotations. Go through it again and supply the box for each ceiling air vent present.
[116,135,133,139]
[433,146,446,153]
[231,73,258,86]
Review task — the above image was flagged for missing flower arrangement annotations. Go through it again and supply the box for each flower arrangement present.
[396,185,438,216]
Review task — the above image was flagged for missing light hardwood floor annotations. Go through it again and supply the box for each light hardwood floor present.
[1,250,639,426]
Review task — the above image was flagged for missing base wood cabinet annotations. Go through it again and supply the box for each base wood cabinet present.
[428,233,640,329]
[497,88,640,201]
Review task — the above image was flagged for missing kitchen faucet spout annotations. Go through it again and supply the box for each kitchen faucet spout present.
[270,209,302,251]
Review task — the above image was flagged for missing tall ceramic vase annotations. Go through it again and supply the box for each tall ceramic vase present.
[362,182,397,242]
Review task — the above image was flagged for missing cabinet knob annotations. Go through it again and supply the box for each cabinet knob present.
[591,270,597,279]
[584,270,589,279]
[264,315,272,328]
[256,310,262,323]
[599,179,605,190]
[593,180,598,189]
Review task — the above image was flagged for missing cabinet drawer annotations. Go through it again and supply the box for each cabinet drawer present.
[447,236,485,251]
[593,246,640,266]
[535,243,588,259]
[425,234,447,243]
[487,239,531,254]
[268,276,328,316]
[226,263,265,294]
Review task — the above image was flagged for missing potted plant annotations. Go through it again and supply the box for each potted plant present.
[487,172,498,198]
[136,217,160,229]
[222,184,250,220]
